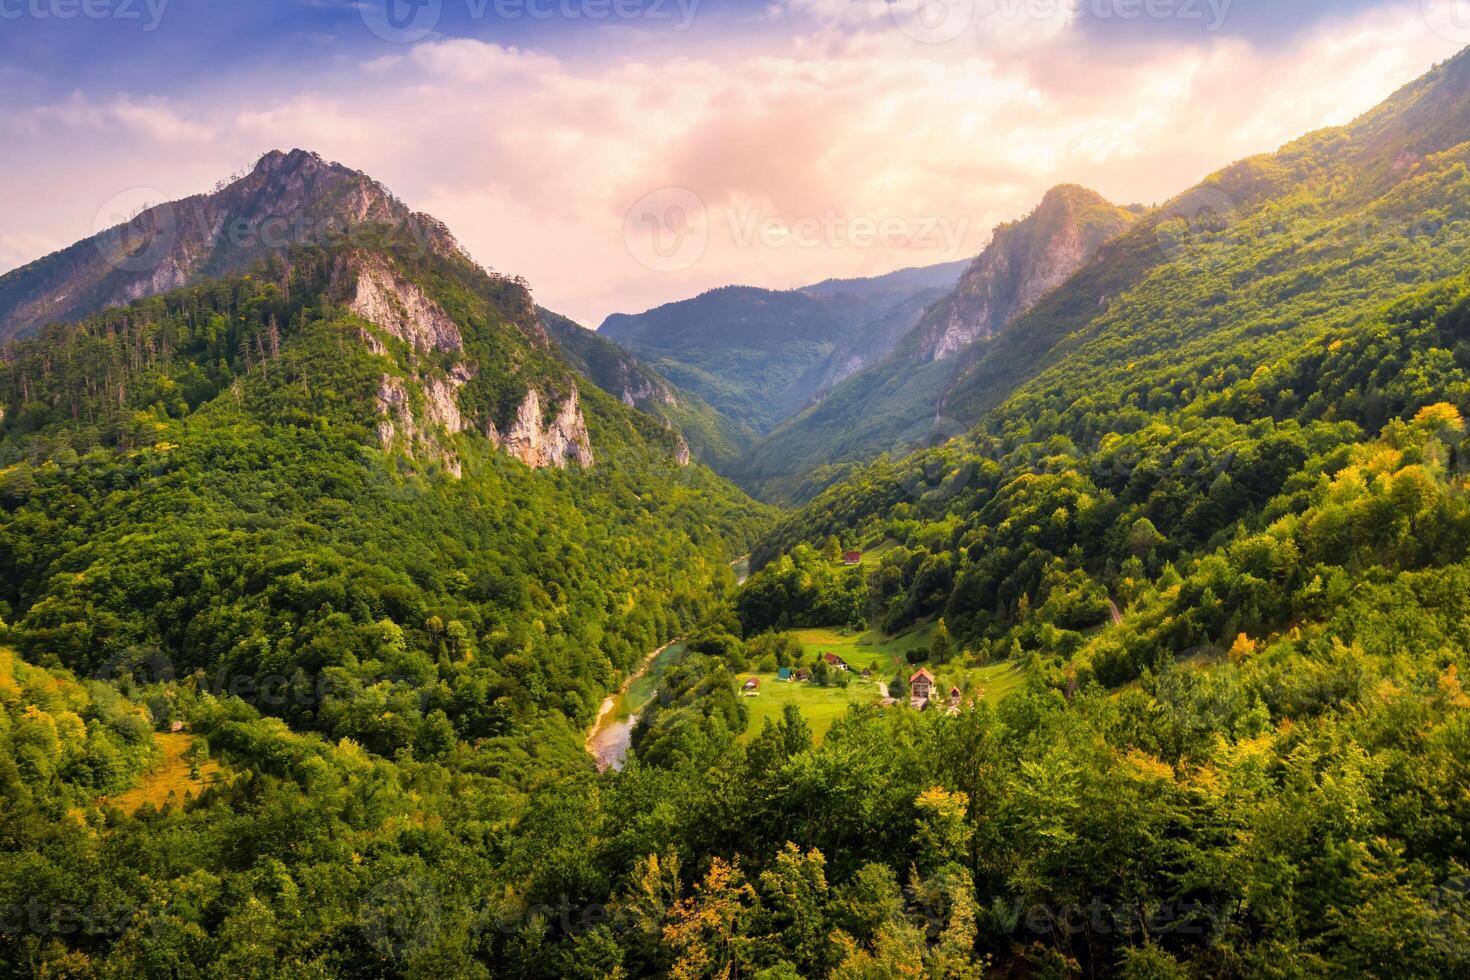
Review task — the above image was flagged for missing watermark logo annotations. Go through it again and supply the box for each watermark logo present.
[625,187,709,273]
[1154,184,1237,265]
[359,875,442,961]
[898,415,978,503]
[0,0,170,31]
[92,645,177,687]
[92,188,177,276]
[1424,0,1470,44]
[888,0,977,44]
[359,0,443,43]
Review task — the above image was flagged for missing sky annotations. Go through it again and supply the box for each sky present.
[2,0,1469,326]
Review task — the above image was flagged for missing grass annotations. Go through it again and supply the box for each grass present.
[106,732,223,815]
[736,622,1029,742]
[740,673,883,741]
[855,539,901,567]
[792,623,935,673]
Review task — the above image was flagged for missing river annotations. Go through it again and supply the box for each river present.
[585,555,750,771]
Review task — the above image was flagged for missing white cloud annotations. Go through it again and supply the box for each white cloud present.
[0,6,1463,326]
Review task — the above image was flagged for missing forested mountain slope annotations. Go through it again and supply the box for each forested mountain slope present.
[0,228,768,773]
[734,186,1138,503]
[756,47,1470,666]
[540,307,756,470]
[597,261,966,433]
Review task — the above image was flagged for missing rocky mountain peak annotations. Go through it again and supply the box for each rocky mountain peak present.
[909,184,1138,363]
[0,148,462,341]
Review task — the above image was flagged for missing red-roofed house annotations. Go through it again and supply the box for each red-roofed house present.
[910,668,935,704]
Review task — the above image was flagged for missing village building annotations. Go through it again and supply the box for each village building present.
[795,668,812,682]
[777,667,793,682]
[743,677,760,692]
[842,551,863,566]
[910,668,935,706]
[823,653,850,671]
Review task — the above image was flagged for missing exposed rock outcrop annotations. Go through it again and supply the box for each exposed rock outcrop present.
[0,148,463,342]
[336,251,463,353]
[910,185,1137,362]
[487,386,595,469]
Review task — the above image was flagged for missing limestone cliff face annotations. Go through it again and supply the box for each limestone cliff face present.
[910,185,1137,362]
[337,251,464,354]
[335,252,591,471]
[487,386,595,469]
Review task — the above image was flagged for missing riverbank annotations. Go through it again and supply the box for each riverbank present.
[586,639,688,772]
[585,554,752,771]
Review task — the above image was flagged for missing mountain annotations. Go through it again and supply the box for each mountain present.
[0,149,456,341]
[539,307,757,469]
[936,46,1470,427]
[904,186,1140,363]
[756,46,1470,635]
[733,185,1138,502]
[597,261,967,433]
[0,151,770,766]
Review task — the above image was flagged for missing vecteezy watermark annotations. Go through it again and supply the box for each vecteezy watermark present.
[357,0,700,43]
[989,895,1233,942]
[898,416,978,504]
[0,900,141,938]
[1424,0,1470,45]
[888,0,1232,45]
[624,187,710,273]
[624,189,970,272]
[0,0,169,31]
[726,209,970,256]
[359,876,442,962]
[1153,184,1238,265]
[92,188,178,275]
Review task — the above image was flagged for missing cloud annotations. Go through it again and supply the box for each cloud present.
[0,4,1462,326]
[8,93,215,143]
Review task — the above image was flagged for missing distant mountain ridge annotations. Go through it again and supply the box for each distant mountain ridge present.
[732,185,1138,502]
[597,260,968,433]
[0,149,456,341]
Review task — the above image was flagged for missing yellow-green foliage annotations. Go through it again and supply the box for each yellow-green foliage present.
[0,649,157,805]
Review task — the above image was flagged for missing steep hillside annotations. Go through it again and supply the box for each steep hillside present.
[0,210,770,780]
[755,47,1470,663]
[735,185,1137,502]
[941,48,1470,427]
[597,261,966,432]
[0,149,454,341]
[540,307,756,469]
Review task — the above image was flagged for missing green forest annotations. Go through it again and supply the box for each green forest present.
[7,42,1470,980]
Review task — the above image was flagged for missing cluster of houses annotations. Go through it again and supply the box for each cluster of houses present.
[742,660,972,715]
[743,652,874,694]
